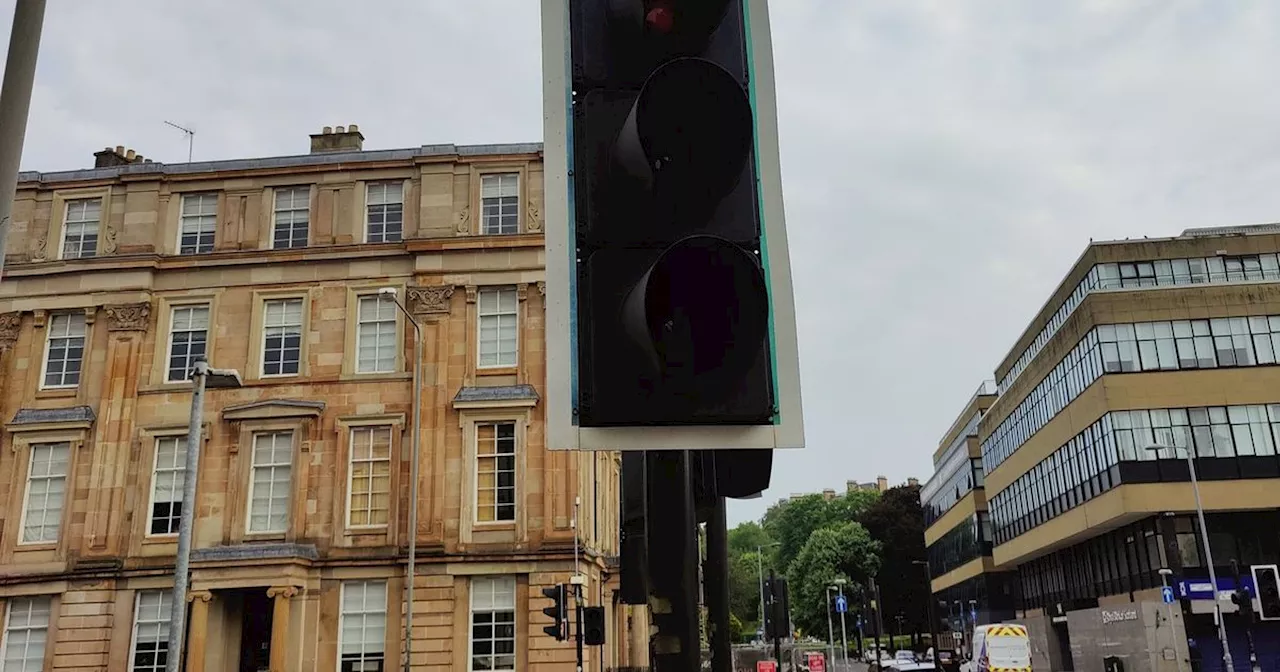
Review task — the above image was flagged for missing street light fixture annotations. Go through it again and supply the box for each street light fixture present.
[379,287,423,672]
[1146,442,1232,672]
[827,578,850,667]
[166,360,242,672]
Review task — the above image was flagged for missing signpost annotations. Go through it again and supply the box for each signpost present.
[1162,586,1175,604]
[808,652,826,672]
[835,595,848,614]
[756,661,777,672]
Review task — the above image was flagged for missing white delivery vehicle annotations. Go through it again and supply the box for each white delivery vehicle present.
[971,624,1032,672]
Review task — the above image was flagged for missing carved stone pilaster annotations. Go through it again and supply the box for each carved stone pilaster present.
[0,312,20,352]
[407,285,454,314]
[526,204,543,233]
[104,303,151,332]
[465,285,478,303]
[517,284,529,302]
[30,228,48,262]
[101,224,118,255]
[537,281,546,297]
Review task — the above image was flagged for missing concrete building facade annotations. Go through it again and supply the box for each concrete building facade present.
[926,225,1280,672]
[0,129,647,671]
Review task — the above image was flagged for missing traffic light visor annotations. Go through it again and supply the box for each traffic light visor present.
[614,57,753,207]
[622,234,768,382]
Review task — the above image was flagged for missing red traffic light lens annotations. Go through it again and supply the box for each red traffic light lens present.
[645,3,675,33]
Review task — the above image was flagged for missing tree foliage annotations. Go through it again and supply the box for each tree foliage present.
[785,521,881,637]
[859,484,929,634]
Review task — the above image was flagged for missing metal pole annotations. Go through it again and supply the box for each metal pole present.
[1160,572,1187,672]
[1186,448,1233,672]
[758,546,767,641]
[647,451,699,672]
[825,588,835,668]
[838,585,849,667]
[770,569,783,669]
[870,578,882,666]
[384,293,422,672]
[166,360,209,672]
[0,0,47,283]
[706,496,732,672]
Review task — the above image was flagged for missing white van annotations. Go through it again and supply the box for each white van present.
[971,624,1032,672]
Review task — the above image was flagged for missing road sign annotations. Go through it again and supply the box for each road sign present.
[1162,586,1175,604]
[757,661,777,672]
[807,653,826,672]
[835,595,848,614]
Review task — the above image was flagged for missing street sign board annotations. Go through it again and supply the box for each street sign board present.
[807,653,826,672]
[1161,586,1175,604]
[757,662,777,672]
[834,595,848,614]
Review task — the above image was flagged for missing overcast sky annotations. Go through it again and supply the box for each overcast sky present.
[6,2,1280,526]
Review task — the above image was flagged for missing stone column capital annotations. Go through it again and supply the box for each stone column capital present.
[267,585,299,600]
[188,590,214,603]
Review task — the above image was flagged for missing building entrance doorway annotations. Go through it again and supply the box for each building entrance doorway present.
[225,589,273,672]
[1052,620,1075,671]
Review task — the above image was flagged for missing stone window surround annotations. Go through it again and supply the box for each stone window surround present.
[2,427,90,561]
[457,405,535,546]
[149,291,223,389]
[29,307,97,401]
[258,184,316,251]
[246,289,313,382]
[464,282,535,383]
[0,592,60,671]
[354,178,412,244]
[39,311,89,392]
[341,283,407,379]
[467,163,531,236]
[333,413,406,544]
[160,187,224,256]
[44,186,115,262]
[223,414,317,546]
[132,424,211,548]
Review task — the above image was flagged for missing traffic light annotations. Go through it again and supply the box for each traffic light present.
[1251,565,1280,620]
[583,606,607,645]
[1231,560,1255,624]
[541,584,569,640]
[567,0,775,428]
[763,576,791,640]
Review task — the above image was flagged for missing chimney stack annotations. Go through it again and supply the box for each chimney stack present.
[310,123,364,154]
[876,475,888,491]
[94,145,148,168]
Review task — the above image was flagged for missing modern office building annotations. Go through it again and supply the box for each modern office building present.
[0,129,647,671]
[922,381,1018,641]
[926,224,1280,672]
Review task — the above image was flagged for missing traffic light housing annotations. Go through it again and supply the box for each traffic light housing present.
[568,0,773,428]
[1252,564,1280,620]
[541,584,569,640]
[583,606,607,645]
[763,576,790,640]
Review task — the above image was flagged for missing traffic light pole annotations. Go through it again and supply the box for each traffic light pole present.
[705,495,733,672]
[575,584,585,672]
[646,451,701,672]
[770,569,783,667]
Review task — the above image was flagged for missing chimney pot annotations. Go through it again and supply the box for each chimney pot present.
[115,145,125,154]
[310,124,364,154]
[143,159,153,164]
[348,123,359,133]
[322,126,332,134]
[125,149,136,160]
[335,125,345,134]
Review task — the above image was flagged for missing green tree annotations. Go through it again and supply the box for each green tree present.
[731,551,764,623]
[761,494,835,573]
[729,612,745,643]
[785,521,881,637]
[728,521,772,557]
[859,484,929,638]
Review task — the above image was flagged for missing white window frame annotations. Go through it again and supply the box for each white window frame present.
[337,580,387,672]
[40,312,87,390]
[0,596,51,672]
[476,287,518,369]
[365,182,404,244]
[272,186,310,250]
[177,193,218,255]
[260,298,304,378]
[18,442,69,545]
[474,422,517,524]
[346,425,394,529]
[246,431,293,535]
[146,436,186,537]
[165,304,211,383]
[480,173,520,235]
[60,198,101,259]
[127,590,170,672]
[468,576,517,672]
[355,295,398,374]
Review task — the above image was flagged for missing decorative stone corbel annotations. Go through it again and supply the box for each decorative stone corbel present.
[526,203,543,233]
[0,312,20,352]
[407,285,455,314]
[465,285,478,304]
[105,303,151,332]
[454,207,471,235]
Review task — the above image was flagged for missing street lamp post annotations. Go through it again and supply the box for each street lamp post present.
[379,288,423,672]
[826,587,837,667]
[0,0,47,285]
[165,360,242,672]
[1158,568,1187,672]
[912,560,942,671]
[834,579,850,667]
[1147,443,1233,672]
